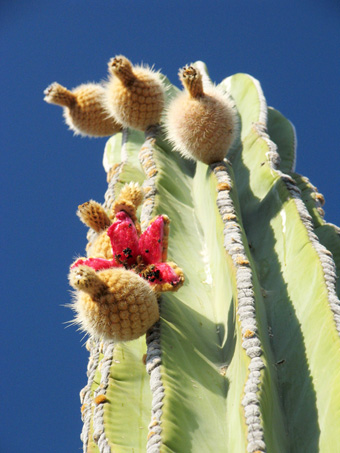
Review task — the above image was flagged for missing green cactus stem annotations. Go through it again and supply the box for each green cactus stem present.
[68,65,340,452]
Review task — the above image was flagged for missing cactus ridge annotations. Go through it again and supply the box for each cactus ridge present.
[268,130,340,450]
[93,341,115,451]
[256,121,340,337]
[286,185,340,335]
[79,338,101,452]
[212,162,266,452]
[139,126,160,230]
[292,173,340,300]
[145,323,163,452]
[267,107,297,173]
[226,73,340,450]
[195,67,266,452]
[293,174,325,222]
[78,130,131,452]
[137,127,165,451]
[103,129,130,209]
[85,129,131,252]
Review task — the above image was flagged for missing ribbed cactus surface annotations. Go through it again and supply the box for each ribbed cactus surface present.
[71,65,340,452]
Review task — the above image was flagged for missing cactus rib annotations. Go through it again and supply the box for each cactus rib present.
[93,341,115,450]
[137,126,165,452]
[139,127,160,230]
[226,71,340,450]
[80,338,101,452]
[211,161,266,452]
[293,173,340,298]
[292,174,326,225]
[79,129,126,451]
[259,122,340,337]
[267,107,297,174]
[145,323,163,452]
[103,131,128,212]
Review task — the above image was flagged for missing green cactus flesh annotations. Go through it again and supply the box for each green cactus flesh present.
[75,67,340,452]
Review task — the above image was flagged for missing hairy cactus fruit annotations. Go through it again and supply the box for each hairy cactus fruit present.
[69,265,159,341]
[104,55,165,131]
[77,200,111,232]
[77,200,113,259]
[72,210,184,292]
[60,62,340,453]
[165,64,237,164]
[44,82,122,137]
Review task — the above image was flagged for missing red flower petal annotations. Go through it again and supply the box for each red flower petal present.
[141,262,182,288]
[139,216,164,264]
[107,211,139,266]
[71,257,116,271]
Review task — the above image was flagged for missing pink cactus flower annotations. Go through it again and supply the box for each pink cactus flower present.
[72,211,184,292]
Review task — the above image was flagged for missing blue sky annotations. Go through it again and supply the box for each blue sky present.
[1,1,339,451]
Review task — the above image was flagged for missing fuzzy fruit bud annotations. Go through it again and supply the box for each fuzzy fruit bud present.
[105,55,165,131]
[44,82,122,137]
[69,266,159,341]
[165,65,237,164]
[77,200,111,233]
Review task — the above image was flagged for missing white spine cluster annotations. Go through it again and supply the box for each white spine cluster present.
[139,126,164,453]
[212,162,266,453]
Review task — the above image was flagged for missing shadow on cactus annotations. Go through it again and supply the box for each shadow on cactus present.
[44,56,340,453]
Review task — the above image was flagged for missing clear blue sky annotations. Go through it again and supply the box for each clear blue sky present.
[1,1,339,451]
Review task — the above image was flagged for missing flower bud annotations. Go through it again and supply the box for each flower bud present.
[105,55,165,131]
[165,65,237,164]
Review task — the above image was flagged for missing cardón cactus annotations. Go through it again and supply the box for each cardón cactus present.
[45,60,340,452]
